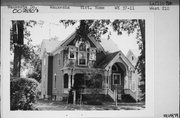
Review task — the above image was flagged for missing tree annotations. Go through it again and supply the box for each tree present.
[60,19,145,101]
[26,45,42,82]
[10,20,37,77]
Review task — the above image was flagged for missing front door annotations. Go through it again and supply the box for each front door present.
[74,74,85,89]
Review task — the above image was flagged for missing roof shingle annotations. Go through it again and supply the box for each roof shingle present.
[96,51,120,68]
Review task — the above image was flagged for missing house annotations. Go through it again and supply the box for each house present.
[40,32,141,102]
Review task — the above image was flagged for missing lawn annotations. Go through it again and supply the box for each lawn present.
[34,99,145,110]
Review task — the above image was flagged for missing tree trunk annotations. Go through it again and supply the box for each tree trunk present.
[12,21,24,77]
[138,19,145,101]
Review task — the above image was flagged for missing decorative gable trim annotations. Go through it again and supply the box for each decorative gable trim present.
[51,31,106,55]
[105,51,135,71]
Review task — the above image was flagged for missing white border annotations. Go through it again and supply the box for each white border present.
[1,8,154,118]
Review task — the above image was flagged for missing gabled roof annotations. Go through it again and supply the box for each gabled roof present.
[126,49,138,66]
[51,31,106,55]
[96,51,120,68]
[96,51,135,70]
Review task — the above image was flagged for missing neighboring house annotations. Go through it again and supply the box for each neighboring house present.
[126,50,141,101]
[40,32,141,102]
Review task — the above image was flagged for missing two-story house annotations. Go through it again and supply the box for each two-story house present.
[40,32,141,102]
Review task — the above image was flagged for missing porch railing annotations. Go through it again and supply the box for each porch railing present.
[82,88,117,101]
[107,89,116,101]
[82,88,106,94]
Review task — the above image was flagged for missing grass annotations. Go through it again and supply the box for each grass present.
[34,99,145,111]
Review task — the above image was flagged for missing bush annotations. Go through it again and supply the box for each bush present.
[10,77,39,110]
[86,99,103,105]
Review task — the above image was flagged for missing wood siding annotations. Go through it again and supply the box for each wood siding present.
[52,51,64,98]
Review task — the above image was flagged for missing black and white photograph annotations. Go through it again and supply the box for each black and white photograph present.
[1,1,179,117]
[9,19,145,111]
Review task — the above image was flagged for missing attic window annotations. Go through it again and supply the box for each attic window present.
[132,56,134,60]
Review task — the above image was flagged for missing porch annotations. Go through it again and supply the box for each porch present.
[61,62,137,102]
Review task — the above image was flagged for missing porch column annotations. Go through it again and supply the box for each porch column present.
[127,70,132,89]
[124,75,128,89]
[72,74,74,87]
[108,72,111,90]
[124,70,129,89]
[68,74,71,89]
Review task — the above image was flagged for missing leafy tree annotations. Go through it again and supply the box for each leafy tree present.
[10,20,37,77]
[60,19,145,101]
[26,45,42,82]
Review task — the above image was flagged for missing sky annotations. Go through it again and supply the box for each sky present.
[28,20,140,57]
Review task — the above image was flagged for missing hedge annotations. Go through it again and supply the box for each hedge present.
[10,77,39,110]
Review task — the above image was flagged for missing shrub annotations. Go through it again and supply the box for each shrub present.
[10,77,39,110]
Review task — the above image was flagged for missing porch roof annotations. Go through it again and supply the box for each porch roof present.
[96,51,135,70]
[96,51,120,68]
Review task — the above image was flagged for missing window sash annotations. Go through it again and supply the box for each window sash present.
[78,51,87,66]
[113,73,121,85]
[68,51,76,59]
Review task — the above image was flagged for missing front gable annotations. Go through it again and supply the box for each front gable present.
[97,51,135,71]
[51,31,107,68]
[60,32,105,53]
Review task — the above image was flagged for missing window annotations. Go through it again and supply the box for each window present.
[79,42,86,51]
[64,74,68,88]
[78,42,87,66]
[58,54,61,65]
[89,48,96,60]
[54,74,56,89]
[68,47,76,59]
[132,56,134,61]
[78,52,87,65]
[113,73,121,85]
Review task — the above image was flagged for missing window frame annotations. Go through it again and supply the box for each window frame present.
[78,42,87,66]
[68,46,76,60]
[89,48,96,61]
[112,73,121,85]
[54,73,56,89]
